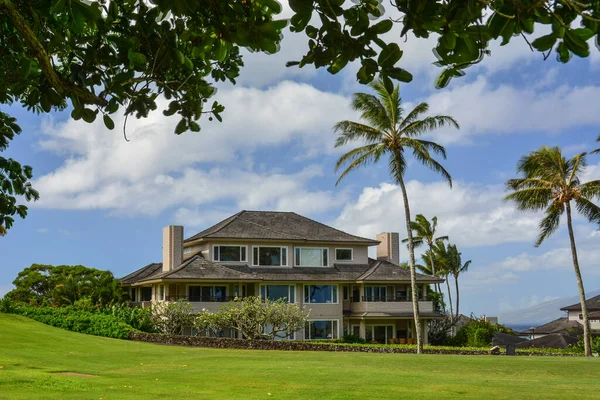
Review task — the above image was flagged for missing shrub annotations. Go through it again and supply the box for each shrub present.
[342,333,366,344]
[450,315,515,347]
[151,301,195,335]
[101,304,154,333]
[7,304,134,339]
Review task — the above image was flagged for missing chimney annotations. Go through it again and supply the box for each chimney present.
[163,225,184,272]
[376,232,400,265]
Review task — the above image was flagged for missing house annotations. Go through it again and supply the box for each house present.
[121,210,443,343]
[519,317,582,340]
[560,294,600,331]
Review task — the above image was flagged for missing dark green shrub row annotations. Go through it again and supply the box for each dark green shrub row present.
[2,301,135,339]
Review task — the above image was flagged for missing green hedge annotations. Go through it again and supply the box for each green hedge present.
[4,303,135,339]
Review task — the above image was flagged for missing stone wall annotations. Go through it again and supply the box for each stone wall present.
[129,332,582,356]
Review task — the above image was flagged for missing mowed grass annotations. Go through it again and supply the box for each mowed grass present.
[0,314,598,400]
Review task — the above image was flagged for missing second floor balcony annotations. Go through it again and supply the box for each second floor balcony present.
[348,295,434,314]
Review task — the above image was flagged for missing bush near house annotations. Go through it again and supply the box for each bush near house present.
[448,315,516,347]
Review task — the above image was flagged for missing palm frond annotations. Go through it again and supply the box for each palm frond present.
[370,79,402,126]
[333,120,385,147]
[335,144,385,185]
[401,115,459,138]
[566,152,587,187]
[503,187,554,211]
[435,235,449,242]
[351,92,392,131]
[592,135,600,154]
[580,180,600,199]
[388,150,407,183]
[398,102,429,130]
[535,203,563,247]
[574,197,600,224]
[409,142,453,187]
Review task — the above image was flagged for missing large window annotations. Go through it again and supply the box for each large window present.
[335,248,353,261]
[260,285,295,303]
[364,286,395,301]
[213,245,247,262]
[304,285,338,304]
[130,288,137,302]
[188,285,227,302]
[252,246,287,267]
[305,320,339,340]
[295,247,328,267]
[141,287,152,301]
[159,284,165,301]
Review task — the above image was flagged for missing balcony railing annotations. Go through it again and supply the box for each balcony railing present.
[166,295,240,302]
[356,296,432,302]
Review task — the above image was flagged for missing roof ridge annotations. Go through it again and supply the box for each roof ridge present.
[185,211,244,241]
[293,212,378,243]
[160,255,201,278]
[120,262,160,281]
[357,259,382,280]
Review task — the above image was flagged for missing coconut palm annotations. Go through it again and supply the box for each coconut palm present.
[592,135,600,154]
[504,146,600,357]
[424,242,454,317]
[402,214,448,293]
[446,244,471,320]
[334,79,459,353]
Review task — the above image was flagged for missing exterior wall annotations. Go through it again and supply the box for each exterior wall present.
[183,243,209,259]
[567,310,600,329]
[350,301,433,314]
[189,240,370,268]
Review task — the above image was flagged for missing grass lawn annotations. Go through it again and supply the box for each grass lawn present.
[0,314,598,399]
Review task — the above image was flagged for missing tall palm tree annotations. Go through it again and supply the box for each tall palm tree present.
[424,242,454,317]
[402,214,448,293]
[334,79,459,353]
[446,244,471,320]
[504,146,600,357]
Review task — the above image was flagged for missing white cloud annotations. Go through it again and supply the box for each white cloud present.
[36,228,49,233]
[333,180,541,249]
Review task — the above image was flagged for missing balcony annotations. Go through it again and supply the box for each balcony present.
[349,296,434,314]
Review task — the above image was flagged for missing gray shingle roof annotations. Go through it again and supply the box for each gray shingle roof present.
[492,332,528,346]
[515,333,579,349]
[184,211,379,244]
[121,255,442,284]
[520,317,582,335]
[560,294,600,312]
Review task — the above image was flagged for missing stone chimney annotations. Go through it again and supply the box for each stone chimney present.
[163,225,184,272]
[376,232,400,265]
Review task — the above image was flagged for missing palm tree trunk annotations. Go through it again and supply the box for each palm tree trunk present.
[566,201,592,357]
[427,244,438,293]
[445,276,453,320]
[397,176,423,354]
[454,274,460,321]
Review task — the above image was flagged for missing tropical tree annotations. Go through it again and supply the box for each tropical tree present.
[334,79,459,353]
[592,135,600,155]
[423,242,454,317]
[446,244,472,321]
[504,146,600,357]
[402,214,448,293]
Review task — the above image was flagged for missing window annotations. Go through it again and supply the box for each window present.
[260,285,295,303]
[130,288,137,302]
[304,285,338,304]
[252,246,287,266]
[305,320,339,340]
[188,285,227,302]
[233,284,247,298]
[295,247,328,267]
[159,284,165,301]
[141,287,152,301]
[213,245,247,262]
[343,286,349,300]
[335,248,353,261]
[364,286,394,301]
[365,325,394,343]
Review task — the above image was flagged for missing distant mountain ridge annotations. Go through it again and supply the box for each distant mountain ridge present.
[499,289,600,330]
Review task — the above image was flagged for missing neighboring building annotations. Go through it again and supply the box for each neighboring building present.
[560,294,600,330]
[520,317,582,340]
[121,211,443,343]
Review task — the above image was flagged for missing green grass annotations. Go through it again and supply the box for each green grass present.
[0,314,598,399]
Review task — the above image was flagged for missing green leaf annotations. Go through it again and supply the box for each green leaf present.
[81,108,96,123]
[103,115,115,130]
[556,41,571,63]
[261,0,282,13]
[371,20,393,34]
[71,108,82,120]
[500,20,515,46]
[377,43,402,67]
[382,75,394,94]
[564,29,589,57]
[574,28,595,42]
[439,33,456,50]
[175,119,187,134]
[327,56,348,74]
[387,67,413,83]
[173,49,185,64]
[128,51,147,67]
[531,34,557,52]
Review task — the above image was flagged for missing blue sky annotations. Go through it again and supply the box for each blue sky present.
[2,5,600,320]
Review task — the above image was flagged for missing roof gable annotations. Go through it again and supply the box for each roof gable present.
[184,211,378,244]
[560,294,600,311]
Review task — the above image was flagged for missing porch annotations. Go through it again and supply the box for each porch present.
[344,318,431,345]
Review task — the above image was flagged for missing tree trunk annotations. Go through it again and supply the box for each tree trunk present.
[454,274,460,321]
[397,176,423,354]
[427,243,438,293]
[445,276,453,320]
[566,201,592,357]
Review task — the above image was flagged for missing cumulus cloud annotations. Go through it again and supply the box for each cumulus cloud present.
[332,180,541,249]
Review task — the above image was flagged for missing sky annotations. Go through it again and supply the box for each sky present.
[1,4,599,320]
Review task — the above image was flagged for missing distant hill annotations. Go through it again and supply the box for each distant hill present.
[499,289,600,331]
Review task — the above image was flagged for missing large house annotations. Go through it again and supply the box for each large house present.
[560,294,600,330]
[121,211,443,343]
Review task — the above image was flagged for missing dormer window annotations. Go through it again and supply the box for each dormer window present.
[295,247,328,267]
[213,245,247,262]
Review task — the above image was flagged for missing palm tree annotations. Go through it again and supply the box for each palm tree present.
[504,146,600,357]
[424,242,454,317]
[402,214,448,293]
[446,244,471,320]
[334,79,459,353]
[592,135,600,154]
